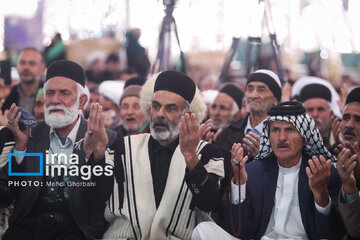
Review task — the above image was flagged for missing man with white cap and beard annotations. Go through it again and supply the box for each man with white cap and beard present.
[2,60,117,240]
[83,70,224,240]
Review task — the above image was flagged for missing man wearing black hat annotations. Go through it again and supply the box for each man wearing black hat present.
[299,83,335,148]
[193,101,345,240]
[220,69,282,159]
[210,83,243,132]
[2,60,117,239]
[335,87,360,238]
[83,70,224,239]
[213,70,281,193]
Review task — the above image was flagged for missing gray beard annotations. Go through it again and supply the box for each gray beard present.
[150,118,180,141]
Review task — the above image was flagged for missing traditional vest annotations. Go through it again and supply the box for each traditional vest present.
[103,134,219,240]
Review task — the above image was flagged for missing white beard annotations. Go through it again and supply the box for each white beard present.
[150,118,180,141]
[45,101,80,129]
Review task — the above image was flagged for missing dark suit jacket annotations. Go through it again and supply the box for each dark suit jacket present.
[339,194,360,238]
[224,152,346,240]
[2,82,44,114]
[2,118,117,239]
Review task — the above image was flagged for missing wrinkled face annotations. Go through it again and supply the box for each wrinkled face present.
[210,93,234,130]
[269,120,304,166]
[245,82,277,114]
[34,94,44,121]
[120,96,147,133]
[303,98,331,135]
[150,90,185,142]
[340,104,360,147]
[44,77,80,128]
[17,49,44,84]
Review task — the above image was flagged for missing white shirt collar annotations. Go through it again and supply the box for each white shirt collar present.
[278,156,302,174]
[244,116,265,135]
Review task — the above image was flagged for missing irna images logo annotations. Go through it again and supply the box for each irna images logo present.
[8,150,113,180]
[8,150,43,176]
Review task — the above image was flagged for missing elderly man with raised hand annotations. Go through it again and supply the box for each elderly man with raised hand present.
[335,87,360,238]
[2,60,117,240]
[216,69,282,163]
[84,70,224,240]
[193,101,345,240]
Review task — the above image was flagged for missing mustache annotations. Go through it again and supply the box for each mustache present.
[212,117,222,122]
[343,128,357,137]
[313,117,323,125]
[151,118,170,128]
[277,141,289,148]
[46,105,67,112]
[247,98,261,104]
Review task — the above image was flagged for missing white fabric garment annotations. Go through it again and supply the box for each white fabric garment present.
[262,159,307,240]
[192,221,239,240]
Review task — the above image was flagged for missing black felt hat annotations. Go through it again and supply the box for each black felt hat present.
[299,84,331,102]
[346,87,360,104]
[124,76,146,89]
[154,71,195,103]
[219,83,244,109]
[46,60,86,87]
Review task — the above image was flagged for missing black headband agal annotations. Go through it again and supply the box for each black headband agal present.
[267,101,306,116]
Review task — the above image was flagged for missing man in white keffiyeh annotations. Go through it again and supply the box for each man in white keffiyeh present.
[192,101,345,240]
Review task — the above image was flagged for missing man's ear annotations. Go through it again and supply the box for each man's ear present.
[79,94,88,110]
[273,97,279,106]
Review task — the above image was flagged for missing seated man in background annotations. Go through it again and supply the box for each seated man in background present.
[210,83,243,136]
[299,83,335,148]
[116,85,149,137]
[98,80,124,129]
[2,47,45,114]
[84,71,224,240]
[335,87,360,238]
[33,88,45,122]
[193,101,345,240]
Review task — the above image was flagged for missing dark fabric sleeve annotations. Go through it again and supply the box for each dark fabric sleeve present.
[83,138,125,212]
[0,127,16,208]
[312,166,346,239]
[184,143,223,212]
